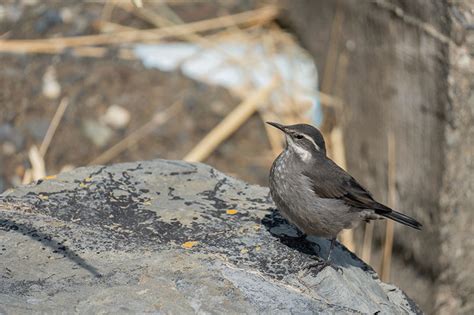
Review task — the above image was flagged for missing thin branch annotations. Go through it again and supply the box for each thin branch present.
[40,97,69,157]
[0,6,278,54]
[321,0,344,94]
[115,2,252,71]
[28,145,46,182]
[329,127,355,252]
[183,78,279,162]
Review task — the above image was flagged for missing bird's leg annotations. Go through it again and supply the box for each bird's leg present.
[327,237,336,261]
[304,238,343,274]
[322,237,343,272]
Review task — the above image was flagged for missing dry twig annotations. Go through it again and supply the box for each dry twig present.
[95,20,138,33]
[320,0,344,94]
[184,78,279,162]
[115,1,253,72]
[40,97,70,157]
[329,127,355,252]
[22,97,70,184]
[259,110,284,156]
[100,0,116,22]
[27,146,46,182]
[0,6,278,54]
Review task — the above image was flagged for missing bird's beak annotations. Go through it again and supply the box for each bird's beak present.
[266,121,287,133]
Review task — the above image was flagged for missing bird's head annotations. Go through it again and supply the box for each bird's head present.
[266,122,326,161]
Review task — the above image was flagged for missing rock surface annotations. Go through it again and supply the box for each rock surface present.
[0,159,421,314]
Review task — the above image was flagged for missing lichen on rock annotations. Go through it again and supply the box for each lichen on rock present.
[0,159,421,314]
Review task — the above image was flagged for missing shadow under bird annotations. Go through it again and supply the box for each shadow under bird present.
[267,122,422,271]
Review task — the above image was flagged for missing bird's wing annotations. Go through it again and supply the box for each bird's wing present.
[303,156,422,230]
[303,158,391,213]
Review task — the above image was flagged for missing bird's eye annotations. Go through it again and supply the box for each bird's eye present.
[295,134,304,140]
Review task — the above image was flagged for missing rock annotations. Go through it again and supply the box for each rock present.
[0,159,421,314]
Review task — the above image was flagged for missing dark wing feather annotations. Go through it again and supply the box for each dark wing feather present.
[303,158,391,213]
[303,156,422,229]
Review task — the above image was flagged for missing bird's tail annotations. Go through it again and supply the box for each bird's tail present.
[379,209,422,230]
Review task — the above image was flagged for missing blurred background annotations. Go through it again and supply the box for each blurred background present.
[0,0,473,313]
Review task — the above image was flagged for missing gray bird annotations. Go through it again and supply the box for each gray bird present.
[267,122,422,270]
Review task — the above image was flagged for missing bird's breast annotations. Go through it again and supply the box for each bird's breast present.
[269,157,356,237]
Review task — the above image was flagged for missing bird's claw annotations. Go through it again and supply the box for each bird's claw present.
[304,258,343,274]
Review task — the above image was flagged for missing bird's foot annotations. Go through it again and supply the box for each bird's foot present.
[304,258,343,274]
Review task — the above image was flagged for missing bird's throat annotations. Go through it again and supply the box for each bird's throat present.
[285,137,312,163]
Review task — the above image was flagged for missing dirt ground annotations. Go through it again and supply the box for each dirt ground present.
[0,1,273,192]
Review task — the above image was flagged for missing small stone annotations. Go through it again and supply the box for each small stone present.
[2,142,16,155]
[101,105,131,129]
[346,39,356,51]
[81,119,113,147]
[42,66,61,99]
[60,8,73,23]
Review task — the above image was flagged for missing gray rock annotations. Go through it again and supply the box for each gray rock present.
[0,159,421,314]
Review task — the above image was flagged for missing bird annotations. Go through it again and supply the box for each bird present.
[267,121,422,271]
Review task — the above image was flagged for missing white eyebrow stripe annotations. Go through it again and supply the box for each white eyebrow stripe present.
[301,134,320,151]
